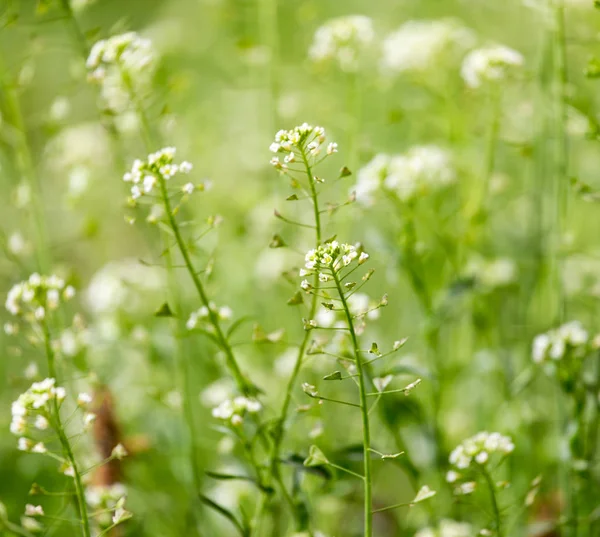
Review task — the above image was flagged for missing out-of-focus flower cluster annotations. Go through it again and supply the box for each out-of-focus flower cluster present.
[212,396,262,426]
[381,19,475,75]
[532,321,591,364]
[414,519,473,537]
[124,147,193,200]
[464,256,517,292]
[269,123,337,170]
[10,379,66,453]
[86,483,128,528]
[5,274,75,322]
[461,45,524,88]
[355,146,455,205]
[86,32,155,113]
[309,15,374,72]
[447,431,514,494]
[301,241,369,279]
[186,303,233,331]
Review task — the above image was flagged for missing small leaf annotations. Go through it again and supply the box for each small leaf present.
[199,495,249,537]
[286,194,299,201]
[344,282,356,290]
[304,445,329,467]
[323,371,342,381]
[282,454,332,480]
[287,291,304,306]
[154,302,174,317]
[393,338,408,351]
[269,234,286,248]
[362,269,375,282]
[381,452,404,460]
[339,166,352,178]
[321,302,334,310]
[412,485,436,505]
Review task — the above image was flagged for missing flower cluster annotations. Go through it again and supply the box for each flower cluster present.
[10,379,66,453]
[464,256,517,292]
[308,15,374,72]
[86,32,155,112]
[354,146,455,205]
[86,483,128,529]
[186,303,233,330]
[447,431,514,493]
[212,396,262,426]
[269,123,337,170]
[381,19,475,75]
[301,241,369,279]
[532,321,590,364]
[414,519,473,537]
[123,148,193,200]
[461,45,524,88]
[5,274,75,322]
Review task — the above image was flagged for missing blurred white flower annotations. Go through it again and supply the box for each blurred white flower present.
[461,45,524,88]
[381,19,475,75]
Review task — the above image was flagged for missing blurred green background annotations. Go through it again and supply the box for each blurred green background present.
[1,0,600,535]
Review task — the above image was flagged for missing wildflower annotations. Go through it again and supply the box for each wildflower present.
[187,303,232,330]
[448,432,514,493]
[461,45,524,88]
[77,393,93,406]
[124,148,193,200]
[301,242,367,278]
[111,443,128,460]
[5,274,73,321]
[25,504,44,517]
[270,123,336,168]
[532,321,589,364]
[212,396,262,425]
[381,19,475,75]
[86,32,155,113]
[354,146,454,205]
[309,15,374,72]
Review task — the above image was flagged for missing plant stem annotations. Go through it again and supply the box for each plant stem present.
[482,467,502,537]
[332,269,372,537]
[260,148,323,532]
[42,322,91,537]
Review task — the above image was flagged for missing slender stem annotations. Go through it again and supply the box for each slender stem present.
[332,269,372,537]
[261,148,323,531]
[482,467,502,537]
[42,322,91,537]
[0,56,50,272]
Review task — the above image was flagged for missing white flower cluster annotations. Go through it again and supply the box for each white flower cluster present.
[461,45,524,88]
[86,483,128,528]
[123,147,193,200]
[354,146,455,205]
[10,378,67,453]
[186,303,233,330]
[5,274,75,321]
[86,32,155,112]
[415,519,473,537]
[381,19,475,75]
[212,396,262,426]
[301,241,369,280]
[464,256,516,291]
[269,123,337,170]
[309,15,374,72]
[447,432,514,493]
[532,321,590,364]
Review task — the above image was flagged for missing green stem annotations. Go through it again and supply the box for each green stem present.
[0,56,50,272]
[42,322,91,537]
[259,148,323,532]
[332,269,372,537]
[482,467,502,537]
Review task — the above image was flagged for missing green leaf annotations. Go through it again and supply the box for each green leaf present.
[205,471,275,494]
[369,342,381,356]
[412,485,436,504]
[154,302,174,317]
[304,445,329,467]
[323,371,342,381]
[287,291,304,306]
[282,454,332,480]
[199,495,249,537]
[286,194,299,201]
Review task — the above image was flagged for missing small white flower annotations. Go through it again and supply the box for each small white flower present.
[111,443,128,460]
[25,504,44,517]
[77,393,93,406]
[34,415,49,431]
[182,182,195,195]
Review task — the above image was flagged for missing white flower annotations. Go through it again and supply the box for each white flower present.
[381,19,475,75]
[415,520,472,537]
[77,393,93,406]
[309,15,374,72]
[34,416,49,431]
[25,504,44,517]
[111,443,128,460]
[461,45,524,88]
[6,275,71,321]
[182,182,194,195]
[532,321,590,364]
